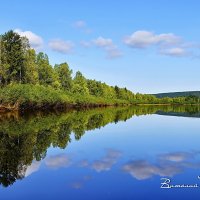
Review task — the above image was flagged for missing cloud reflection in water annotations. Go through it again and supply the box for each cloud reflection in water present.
[123,151,200,180]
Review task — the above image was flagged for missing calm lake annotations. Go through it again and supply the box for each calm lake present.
[0,105,200,199]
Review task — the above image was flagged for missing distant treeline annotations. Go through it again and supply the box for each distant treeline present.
[0,30,200,110]
[153,91,200,98]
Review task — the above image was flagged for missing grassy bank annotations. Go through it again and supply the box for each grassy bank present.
[0,84,130,111]
[1,84,200,112]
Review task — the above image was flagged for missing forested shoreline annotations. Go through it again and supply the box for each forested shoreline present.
[0,30,200,112]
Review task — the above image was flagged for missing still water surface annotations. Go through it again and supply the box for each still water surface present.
[0,106,200,199]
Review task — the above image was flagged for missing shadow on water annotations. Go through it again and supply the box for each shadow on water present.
[0,105,200,187]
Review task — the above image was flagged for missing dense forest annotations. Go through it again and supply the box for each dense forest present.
[0,30,200,111]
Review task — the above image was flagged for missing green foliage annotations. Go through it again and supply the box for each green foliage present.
[87,79,104,97]
[0,30,28,85]
[72,71,89,95]
[0,84,71,105]
[36,52,60,88]
[54,62,72,91]
[24,49,39,84]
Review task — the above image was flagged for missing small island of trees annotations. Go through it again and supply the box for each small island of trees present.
[0,30,199,111]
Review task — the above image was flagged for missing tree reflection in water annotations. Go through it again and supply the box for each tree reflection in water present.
[0,105,200,187]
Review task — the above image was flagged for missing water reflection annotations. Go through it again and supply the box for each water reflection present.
[123,151,200,180]
[25,161,40,177]
[91,149,122,172]
[0,105,200,188]
[45,154,71,169]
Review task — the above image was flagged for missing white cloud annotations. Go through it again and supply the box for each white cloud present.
[123,30,198,58]
[93,37,113,47]
[15,29,43,49]
[93,36,122,59]
[157,33,181,45]
[124,30,181,48]
[49,39,74,54]
[159,47,187,57]
[74,20,86,28]
[45,154,71,169]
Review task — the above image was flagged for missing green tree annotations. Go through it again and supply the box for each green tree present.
[24,49,39,84]
[87,79,104,97]
[102,84,116,99]
[36,52,60,88]
[0,30,28,85]
[72,71,89,95]
[54,62,72,91]
[114,86,120,99]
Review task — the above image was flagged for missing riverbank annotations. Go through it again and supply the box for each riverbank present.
[0,102,119,112]
[0,84,130,112]
[1,84,200,113]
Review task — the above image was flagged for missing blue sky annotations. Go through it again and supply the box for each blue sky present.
[1,0,200,93]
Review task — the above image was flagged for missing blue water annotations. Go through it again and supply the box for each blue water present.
[1,107,200,199]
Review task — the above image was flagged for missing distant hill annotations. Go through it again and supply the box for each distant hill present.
[156,111,200,118]
[152,91,200,98]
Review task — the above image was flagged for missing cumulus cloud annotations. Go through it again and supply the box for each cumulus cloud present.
[93,36,122,59]
[49,39,74,54]
[91,149,122,172]
[93,37,113,47]
[45,154,71,169]
[15,29,43,49]
[124,30,198,58]
[159,47,187,57]
[124,30,181,48]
